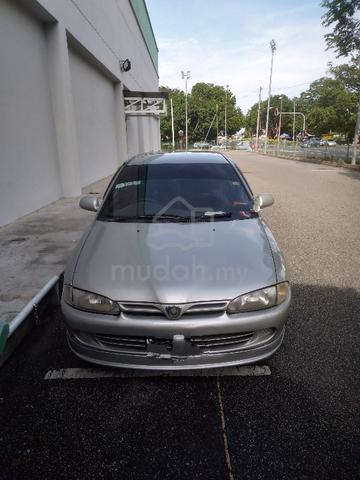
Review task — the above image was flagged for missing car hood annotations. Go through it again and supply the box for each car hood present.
[72,218,276,303]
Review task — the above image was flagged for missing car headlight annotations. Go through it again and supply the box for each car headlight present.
[227,282,290,314]
[63,285,120,315]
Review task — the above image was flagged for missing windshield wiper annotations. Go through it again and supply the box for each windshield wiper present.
[100,214,192,222]
[153,214,192,221]
[197,211,232,219]
[100,211,233,223]
[156,212,233,221]
[100,215,155,222]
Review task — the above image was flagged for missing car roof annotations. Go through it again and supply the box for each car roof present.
[127,151,229,165]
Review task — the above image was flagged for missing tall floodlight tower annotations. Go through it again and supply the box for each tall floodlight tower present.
[264,40,276,154]
[181,70,191,150]
[224,84,229,148]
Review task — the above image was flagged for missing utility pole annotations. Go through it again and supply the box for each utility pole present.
[216,103,219,145]
[352,100,360,165]
[277,96,283,153]
[293,100,296,149]
[203,112,217,143]
[181,70,191,150]
[224,84,229,149]
[170,98,175,151]
[264,40,276,154]
[255,86,262,151]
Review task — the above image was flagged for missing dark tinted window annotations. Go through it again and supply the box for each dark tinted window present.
[99,163,252,221]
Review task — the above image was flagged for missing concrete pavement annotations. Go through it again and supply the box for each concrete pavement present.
[0,176,111,324]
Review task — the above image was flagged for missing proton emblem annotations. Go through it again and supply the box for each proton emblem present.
[165,306,182,320]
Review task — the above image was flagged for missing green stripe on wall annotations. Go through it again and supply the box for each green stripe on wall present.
[129,0,158,73]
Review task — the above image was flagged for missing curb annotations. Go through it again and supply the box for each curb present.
[0,275,63,367]
[0,321,9,354]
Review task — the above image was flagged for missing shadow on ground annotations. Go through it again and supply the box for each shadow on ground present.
[338,169,360,181]
[0,283,359,479]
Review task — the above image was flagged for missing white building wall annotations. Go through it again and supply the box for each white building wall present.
[35,0,158,92]
[149,116,160,152]
[150,116,161,151]
[69,49,119,187]
[125,116,161,158]
[126,117,140,159]
[45,21,82,198]
[0,0,61,226]
[0,0,160,226]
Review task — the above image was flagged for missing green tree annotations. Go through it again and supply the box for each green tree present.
[329,61,360,94]
[159,86,185,143]
[322,0,360,59]
[159,83,244,145]
[297,76,357,137]
[322,0,360,162]
[329,62,360,140]
[245,95,294,137]
[189,83,244,142]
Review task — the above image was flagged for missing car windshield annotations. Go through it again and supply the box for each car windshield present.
[98,162,253,222]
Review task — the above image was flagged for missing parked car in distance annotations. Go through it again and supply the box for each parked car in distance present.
[325,140,337,146]
[280,133,292,141]
[300,137,322,148]
[210,144,227,150]
[193,142,210,149]
[61,152,291,370]
[236,141,252,151]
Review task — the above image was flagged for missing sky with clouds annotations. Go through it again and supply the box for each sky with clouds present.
[146,0,340,112]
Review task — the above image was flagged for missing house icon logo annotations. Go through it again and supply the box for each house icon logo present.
[146,196,215,251]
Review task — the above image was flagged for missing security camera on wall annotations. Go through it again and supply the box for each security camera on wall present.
[120,59,131,72]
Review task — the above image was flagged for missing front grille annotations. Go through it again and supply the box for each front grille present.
[186,302,227,314]
[95,334,147,352]
[95,334,173,355]
[119,301,228,318]
[94,331,254,355]
[191,332,254,353]
[119,304,160,315]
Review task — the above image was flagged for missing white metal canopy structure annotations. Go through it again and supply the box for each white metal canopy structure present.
[124,91,168,116]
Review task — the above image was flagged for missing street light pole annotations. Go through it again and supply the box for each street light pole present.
[224,84,229,149]
[352,100,360,165]
[264,40,276,155]
[300,113,306,132]
[293,100,296,149]
[170,98,175,151]
[255,86,262,151]
[279,111,306,133]
[181,70,191,150]
[277,96,283,153]
[216,103,219,145]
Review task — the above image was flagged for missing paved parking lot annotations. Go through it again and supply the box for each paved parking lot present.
[0,152,359,480]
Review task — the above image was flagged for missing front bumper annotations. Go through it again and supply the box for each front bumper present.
[61,294,290,370]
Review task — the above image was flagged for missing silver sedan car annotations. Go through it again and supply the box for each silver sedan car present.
[61,152,291,370]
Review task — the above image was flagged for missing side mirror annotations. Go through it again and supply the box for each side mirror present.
[251,193,274,212]
[79,196,102,212]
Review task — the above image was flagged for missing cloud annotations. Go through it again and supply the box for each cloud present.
[154,5,341,112]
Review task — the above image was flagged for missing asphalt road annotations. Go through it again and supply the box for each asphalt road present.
[1,152,359,480]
